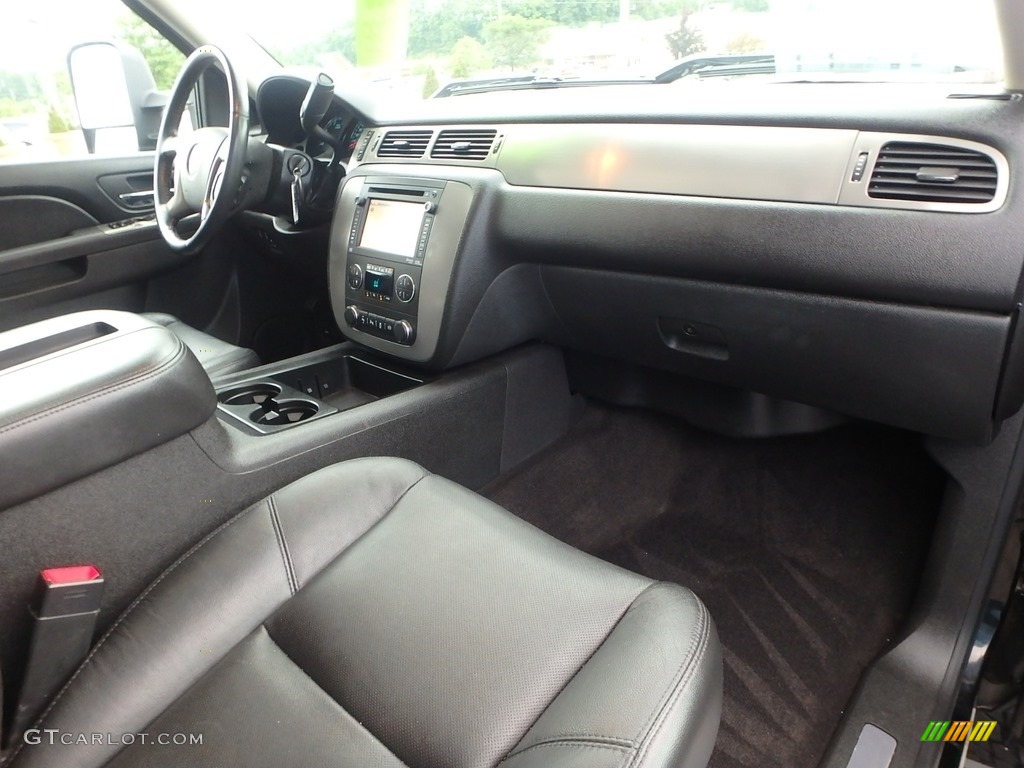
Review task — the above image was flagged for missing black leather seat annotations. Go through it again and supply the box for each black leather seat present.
[141,312,258,376]
[10,458,722,768]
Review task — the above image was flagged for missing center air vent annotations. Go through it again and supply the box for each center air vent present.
[377,130,432,158]
[868,142,998,204]
[431,129,498,160]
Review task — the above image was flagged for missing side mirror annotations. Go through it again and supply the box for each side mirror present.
[67,41,168,153]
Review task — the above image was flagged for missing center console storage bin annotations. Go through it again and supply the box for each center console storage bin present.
[0,310,215,510]
[271,354,424,407]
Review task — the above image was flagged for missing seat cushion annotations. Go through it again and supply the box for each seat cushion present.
[141,312,258,376]
[9,458,722,768]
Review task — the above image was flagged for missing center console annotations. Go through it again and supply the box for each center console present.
[329,175,474,363]
[0,310,214,508]
[214,351,424,435]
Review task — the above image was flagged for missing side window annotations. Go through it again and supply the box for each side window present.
[0,0,184,164]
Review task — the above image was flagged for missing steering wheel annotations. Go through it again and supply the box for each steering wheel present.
[154,45,249,254]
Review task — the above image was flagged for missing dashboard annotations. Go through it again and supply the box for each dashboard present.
[252,75,1024,445]
[257,75,363,160]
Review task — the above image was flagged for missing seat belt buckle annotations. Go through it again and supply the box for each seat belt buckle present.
[6,566,104,745]
[34,566,105,618]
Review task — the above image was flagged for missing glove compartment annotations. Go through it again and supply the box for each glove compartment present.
[540,266,1010,442]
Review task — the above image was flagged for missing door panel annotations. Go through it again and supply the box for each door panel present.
[0,196,97,252]
[0,155,157,223]
[96,171,156,214]
[0,154,192,330]
[0,224,191,332]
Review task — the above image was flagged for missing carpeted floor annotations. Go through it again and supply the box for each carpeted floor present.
[483,404,944,768]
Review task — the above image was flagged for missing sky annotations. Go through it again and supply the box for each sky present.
[0,0,127,73]
[0,0,1004,79]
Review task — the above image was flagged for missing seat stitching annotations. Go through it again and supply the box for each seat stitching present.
[507,731,637,751]
[503,739,634,762]
[0,342,186,438]
[512,741,633,753]
[260,465,431,600]
[205,348,258,373]
[267,495,297,595]
[505,733,638,753]
[632,602,711,768]
[508,735,635,754]
[317,467,429,552]
[1,500,257,767]
[632,589,707,741]
[497,580,658,765]
[628,597,712,768]
[261,626,411,768]
[5,464,431,768]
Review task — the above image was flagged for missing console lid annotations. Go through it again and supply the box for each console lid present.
[0,311,215,510]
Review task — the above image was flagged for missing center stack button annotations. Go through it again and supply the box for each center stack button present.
[393,320,416,345]
[396,274,415,302]
[347,263,362,290]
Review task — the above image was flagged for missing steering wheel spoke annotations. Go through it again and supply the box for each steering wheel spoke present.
[159,134,182,158]
[165,182,191,224]
[153,46,248,254]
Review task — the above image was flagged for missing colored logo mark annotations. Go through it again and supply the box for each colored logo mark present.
[920,721,997,742]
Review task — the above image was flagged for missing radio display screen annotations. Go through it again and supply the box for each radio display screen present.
[365,268,394,296]
[359,199,423,258]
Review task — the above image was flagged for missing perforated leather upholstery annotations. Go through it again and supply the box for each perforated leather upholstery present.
[9,458,722,768]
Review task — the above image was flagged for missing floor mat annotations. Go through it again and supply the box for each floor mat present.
[483,405,943,768]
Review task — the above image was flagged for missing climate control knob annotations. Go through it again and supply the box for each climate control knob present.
[343,305,361,327]
[347,263,362,290]
[395,274,415,302]
[393,319,416,345]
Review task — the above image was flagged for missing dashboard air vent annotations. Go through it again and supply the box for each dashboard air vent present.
[431,129,498,160]
[377,130,432,158]
[868,142,998,204]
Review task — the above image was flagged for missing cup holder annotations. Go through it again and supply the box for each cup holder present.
[218,383,282,406]
[215,371,346,434]
[251,400,319,426]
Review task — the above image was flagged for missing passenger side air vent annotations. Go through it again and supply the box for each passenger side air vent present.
[431,129,498,160]
[376,130,432,158]
[868,142,998,204]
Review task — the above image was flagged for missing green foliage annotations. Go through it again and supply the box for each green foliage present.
[731,0,769,11]
[634,0,699,18]
[47,105,71,133]
[726,32,763,53]
[52,70,72,98]
[115,13,184,90]
[449,36,492,79]
[666,12,705,59]
[409,0,489,57]
[0,96,38,118]
[504,0,616,25]
[418,64,440,97]
[505,0,699,23]
[407,0,699,59]
[0,71,43,103]
[484,14,551,71]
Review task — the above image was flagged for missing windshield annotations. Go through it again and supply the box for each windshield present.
[228,0,1003,98]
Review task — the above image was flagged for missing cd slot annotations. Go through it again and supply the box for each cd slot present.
[366,186,426,197]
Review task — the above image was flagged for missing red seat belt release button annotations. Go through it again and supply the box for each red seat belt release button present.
[7,565,105,745]
[36,565,104,617]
